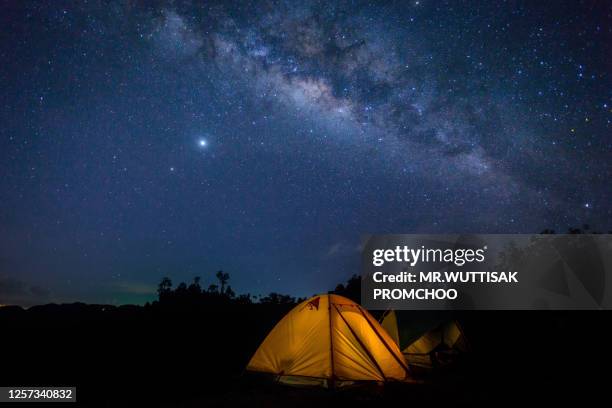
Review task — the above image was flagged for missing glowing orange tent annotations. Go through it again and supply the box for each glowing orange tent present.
[247,294,410,387]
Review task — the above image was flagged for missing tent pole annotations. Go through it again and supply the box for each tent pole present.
[333,303,387,381]
[356,306,410,376]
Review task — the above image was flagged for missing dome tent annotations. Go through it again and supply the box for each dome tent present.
[381,310,468,370]
[247,294,410,387]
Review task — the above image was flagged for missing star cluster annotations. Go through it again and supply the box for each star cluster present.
[0,1,610,305]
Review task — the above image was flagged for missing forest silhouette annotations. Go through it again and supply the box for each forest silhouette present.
[0,227,609,406]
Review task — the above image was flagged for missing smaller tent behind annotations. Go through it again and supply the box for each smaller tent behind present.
[247,294,410,387]
[381,310,468,370]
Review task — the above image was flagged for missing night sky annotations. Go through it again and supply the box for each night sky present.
[1,1,610,306]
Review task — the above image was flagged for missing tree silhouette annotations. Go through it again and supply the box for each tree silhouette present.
[259,292,295,304]
[188,276,202,295]
[332,274,361,303]
[157,277,173,299]
[175,282,188,298]
[215,270,230,294]
[235,293,252,304]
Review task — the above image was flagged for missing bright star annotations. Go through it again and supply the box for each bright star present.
[198,139,208,148]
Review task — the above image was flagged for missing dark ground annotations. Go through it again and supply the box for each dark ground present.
[1,298,610,407]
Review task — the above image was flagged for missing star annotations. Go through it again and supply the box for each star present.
[2,0,610,307]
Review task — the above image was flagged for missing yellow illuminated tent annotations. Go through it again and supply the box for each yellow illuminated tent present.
[247,294,410,387]
[381,310,468,370]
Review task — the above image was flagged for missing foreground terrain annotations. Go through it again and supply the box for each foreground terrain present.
[0,301,608,406]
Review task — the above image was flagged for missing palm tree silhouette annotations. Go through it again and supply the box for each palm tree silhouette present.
[215,270,230,294]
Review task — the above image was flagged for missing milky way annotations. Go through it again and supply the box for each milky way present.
[1,1,610,305]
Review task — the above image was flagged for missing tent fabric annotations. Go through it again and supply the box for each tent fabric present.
[381,307,400,347]
[405,320,468,355]
[247,294,409,385]
[381,310,468,369]
[381,310,450,351]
